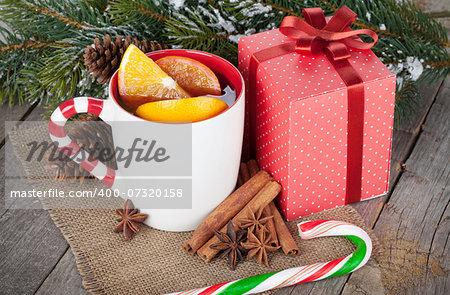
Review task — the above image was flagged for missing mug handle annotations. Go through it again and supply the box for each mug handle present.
[48,97,115,188]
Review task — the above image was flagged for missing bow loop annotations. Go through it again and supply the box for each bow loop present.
[295,36,324,55]
[323,5,357,32]
[302,7,326,29]
[324,42,351,61]
[280,5,378,61]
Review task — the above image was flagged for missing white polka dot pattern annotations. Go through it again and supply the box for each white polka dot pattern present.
[238,29,396,220]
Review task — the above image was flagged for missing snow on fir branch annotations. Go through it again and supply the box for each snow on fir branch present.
[168,0,186,10]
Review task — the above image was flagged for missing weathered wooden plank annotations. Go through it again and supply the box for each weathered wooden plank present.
[0,103,36,215]
[413,0,449,14]
[0,105,69,295]
[341,260,385,295]
[350,129,414,229]
[35,249,88,295]
[0,103,36,145]
[0,209,69,295]
[0,145,6,217]
[369,78,450,293]
[352,80,444,227]
[409,202,449,294]
[2,80,444,295]
[342,79,448,294]
[274,80,444,295]
[2,143,40,212]
[274,280,314,295]
[2,105,49,213]
[278,275,353,295]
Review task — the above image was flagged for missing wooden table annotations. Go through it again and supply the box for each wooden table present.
[0,78,448,294]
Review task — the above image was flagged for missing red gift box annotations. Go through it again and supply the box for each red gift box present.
[238,6,396,220]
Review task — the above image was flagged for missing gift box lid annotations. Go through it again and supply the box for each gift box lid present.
[238,29,395,101]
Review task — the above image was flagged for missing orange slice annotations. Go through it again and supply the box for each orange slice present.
[118,45,189,109]
[135,96,228,122]
[155,56,221,97]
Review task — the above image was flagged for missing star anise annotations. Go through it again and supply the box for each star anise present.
[210,221,247,270]
[236,206,273,233]
[241,227,280,267]
[113,200,148,241]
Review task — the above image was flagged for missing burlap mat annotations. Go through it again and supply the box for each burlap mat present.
[8,123,380,294]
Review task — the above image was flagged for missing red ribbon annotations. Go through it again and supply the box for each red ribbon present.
[247,6,377,205]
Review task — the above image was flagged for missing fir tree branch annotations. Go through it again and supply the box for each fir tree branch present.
[317,0,406,40]
[423,60,450,67]
[136,6,172,22]
[0,0,447,125]
[394,81,421,126]
[206,0,221,10]
[0,40,73,54]
[109,0,171,23]
[15,1,92,29]
[318,0,449,47]
[32,6,91,29]
[108,0,171,41]
[261,0,416,42]
[260,1,301,17]
[85,0,109,12]
[353,21,404,39]
[165,6,239,62]
[398,0,449,47]
[229,0,436,45]
[206,0,246,34]
[0,0,121,108]
[409,25,450,47]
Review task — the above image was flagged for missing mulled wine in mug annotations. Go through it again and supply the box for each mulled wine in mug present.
[49,49,245,232]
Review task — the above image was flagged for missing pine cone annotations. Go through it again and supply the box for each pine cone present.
[46,114,117,184]
[84,35,168,84]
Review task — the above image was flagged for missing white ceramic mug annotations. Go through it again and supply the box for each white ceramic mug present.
[49,49,245,231]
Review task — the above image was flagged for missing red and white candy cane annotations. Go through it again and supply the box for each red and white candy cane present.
[168,219,372,295]
[48,97,115,188]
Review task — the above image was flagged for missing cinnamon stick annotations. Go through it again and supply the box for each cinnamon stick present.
[262,204,279,247]
[198,181,281,262]
[236,173,243,187]
[239,162,251,183]
[269,202,300,256]
[247,159,260,177]
[183,170,272,255]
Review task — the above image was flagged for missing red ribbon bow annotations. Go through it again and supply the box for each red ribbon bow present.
[279,6,378,61]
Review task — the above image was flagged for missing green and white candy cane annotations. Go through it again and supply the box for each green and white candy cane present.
[168,219,372,295]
